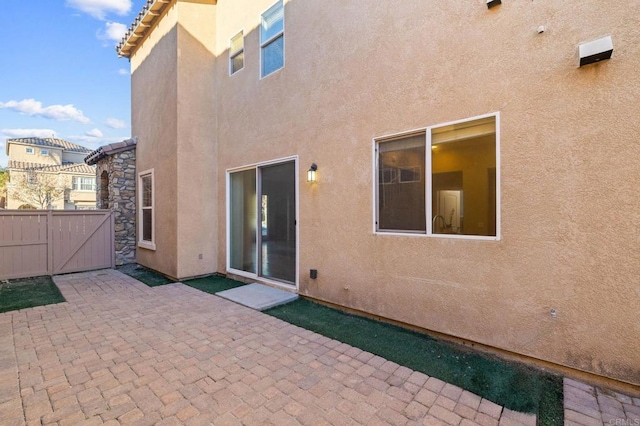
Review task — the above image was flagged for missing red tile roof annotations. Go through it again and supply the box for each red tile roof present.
[7,137,92,154]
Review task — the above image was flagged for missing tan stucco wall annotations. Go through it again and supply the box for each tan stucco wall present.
[131,0,218,278]
[175,0,218,279]
[8,143,62,166]
[129,0,640,385]
[131,2,179,277]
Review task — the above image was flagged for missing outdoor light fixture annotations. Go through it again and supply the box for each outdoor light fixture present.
[579,36,613,67]
[486,0,501,9]
[307,163,317,183]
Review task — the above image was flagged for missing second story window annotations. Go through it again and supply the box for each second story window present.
[26,147,34,154]
[230,31,244,75]
[72,176,96,191]
[260,0,284,78]
[41,149,49,155]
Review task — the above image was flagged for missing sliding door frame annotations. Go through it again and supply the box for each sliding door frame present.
[226,155,299,290]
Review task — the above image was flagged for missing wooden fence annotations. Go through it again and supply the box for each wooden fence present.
[0,210,114,280]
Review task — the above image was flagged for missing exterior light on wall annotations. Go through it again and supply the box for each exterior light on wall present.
[307,163,317,183]
[579,36,613,67]
[487,0,501,9]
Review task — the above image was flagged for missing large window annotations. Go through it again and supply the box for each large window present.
[138,170,155,250]
[377,133,426,232]
[72,176,96,191]
[376,114,499,239]
[230,31,244,75]
[260,0,284,78]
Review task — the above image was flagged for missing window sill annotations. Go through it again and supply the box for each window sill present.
[374,231,500,241]
[138,241,156,251]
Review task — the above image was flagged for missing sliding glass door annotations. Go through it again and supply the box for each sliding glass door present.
[228,160,296,285]
[229,169,257,274]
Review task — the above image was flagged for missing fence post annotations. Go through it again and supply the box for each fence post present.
[111,211,116,268]
[47,210,53,276]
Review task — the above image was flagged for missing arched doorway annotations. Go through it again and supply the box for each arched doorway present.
[100,170,109,209]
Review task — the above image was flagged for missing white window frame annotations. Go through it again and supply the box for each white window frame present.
[229,30,244,75]
[41,149,49,155]
[72,176,96,191]
[373,112,501,241]
[138,169,156,250]
[26,147,34,154]
[226,155,299,291]
[260,0,284,79]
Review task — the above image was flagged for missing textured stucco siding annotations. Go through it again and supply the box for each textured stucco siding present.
[130,0,640,385]
[131,3,179,277]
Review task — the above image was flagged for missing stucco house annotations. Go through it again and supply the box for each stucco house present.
[6,137,96,210]
[117,0,640,387]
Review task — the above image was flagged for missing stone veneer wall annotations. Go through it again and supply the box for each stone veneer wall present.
[95,149,136,265]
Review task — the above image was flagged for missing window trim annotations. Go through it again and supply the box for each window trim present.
[138,169,156,251]
[373,112,501,241]
[229,30,244,75]
[225,155,299,291]
[259,0,284,79]
[72,176,96,192]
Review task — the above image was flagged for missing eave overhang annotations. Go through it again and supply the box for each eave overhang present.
[116,0,174,59]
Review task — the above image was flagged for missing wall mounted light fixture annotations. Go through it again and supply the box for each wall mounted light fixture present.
[307,163,317,183]
[579,36,613,67]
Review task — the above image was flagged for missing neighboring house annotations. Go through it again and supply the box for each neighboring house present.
[118,1,640,386]
[5,138,96,210]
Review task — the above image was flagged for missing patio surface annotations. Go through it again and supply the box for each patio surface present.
[0,269,637,425]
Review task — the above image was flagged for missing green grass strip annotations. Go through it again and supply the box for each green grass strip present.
[0,276,66,313]
[117,264,175,287]
[182,274,246,294]
[265,298,563,423]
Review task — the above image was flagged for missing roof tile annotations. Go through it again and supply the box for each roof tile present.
[7,137,92,154]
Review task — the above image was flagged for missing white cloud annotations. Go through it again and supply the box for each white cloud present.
[2,129,58,139]
[66,0,132,20]
[85,128,104,138]
[0,99,90,124]
[118,68,129,76]
[105,118,126,129]
[98,21,128,43]
[66,136,102,146]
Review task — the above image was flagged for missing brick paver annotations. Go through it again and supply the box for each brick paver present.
[564,378,640,426]
[0,269,634,425]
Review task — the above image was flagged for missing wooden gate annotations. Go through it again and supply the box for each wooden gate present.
[0,210,114,280]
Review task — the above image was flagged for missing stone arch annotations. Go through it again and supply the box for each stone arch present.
[100,170,109,209]
[18,204,36,210]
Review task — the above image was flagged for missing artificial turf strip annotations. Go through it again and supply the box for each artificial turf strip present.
[265,298,564,423]
[117,264,175,287]
[537,375,564,425]
[182,274,246,294]
[0,276,66,313]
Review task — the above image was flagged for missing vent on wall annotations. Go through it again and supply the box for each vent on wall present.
[487,0,501,9]
[579,36,613,67]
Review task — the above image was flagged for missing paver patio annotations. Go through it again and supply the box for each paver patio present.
[0,269,636,425]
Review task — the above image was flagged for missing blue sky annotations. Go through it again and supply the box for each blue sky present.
[0,0,146,166]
